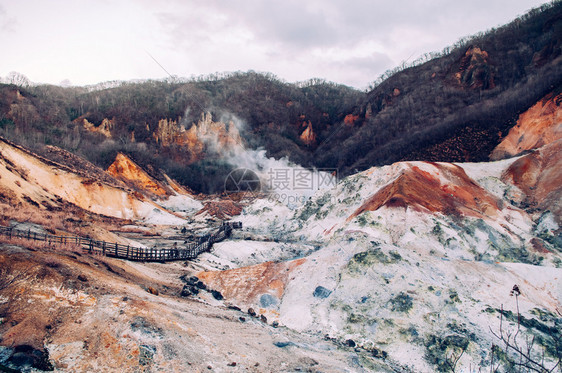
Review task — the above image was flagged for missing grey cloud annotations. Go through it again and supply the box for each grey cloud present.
[155,0,544,50]
[225,1,339,48]
[224,0,444,48]
[323,52,395,88]
[151,0,545,87]
[0,4,17,32]
[154,0,470,55]
[156,11,217,48]
[156,0,341,50]
[341,52,394,72]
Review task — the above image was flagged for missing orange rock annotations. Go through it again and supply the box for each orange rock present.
[107,153,170,197]
[147,287,159,296]
[501,139,562,224]
[152,112,243,163]
[0,137,152,219]
[344,114,359,126]
[197,258,306,305]
[82,118,114,138]
[299,121,316,145]
[491,92,562,160]
[195,200,243,220]
[347,162,501,222]
[455,46,495,89]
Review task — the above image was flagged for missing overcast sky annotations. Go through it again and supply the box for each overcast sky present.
[0,0,550,89]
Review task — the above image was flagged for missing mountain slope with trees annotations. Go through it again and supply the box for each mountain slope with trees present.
[314,2,562,173]
[0,2,561,193]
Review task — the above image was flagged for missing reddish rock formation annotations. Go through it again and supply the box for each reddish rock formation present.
[195,200,243,220]
[0,137,151,219]
[82,117,114,138]
[42,145,125,189]
[501,139,562,224]
[344,114,359,126]
[491,91,562,160]
[454,46,495,89]
[153,118,183,147]
[299,121,316,145]
[152,112,243,162]
[163,174,194,196]
[348,162,501,222]
[197,259,306,306]
[106,153,170,197]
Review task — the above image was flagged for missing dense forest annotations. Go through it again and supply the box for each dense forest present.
[320,2,562,173]
[0,2,561,192]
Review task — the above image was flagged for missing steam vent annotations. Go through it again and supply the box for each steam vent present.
[1,2,561,371]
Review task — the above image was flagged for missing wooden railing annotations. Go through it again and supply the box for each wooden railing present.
[0,222,241,262]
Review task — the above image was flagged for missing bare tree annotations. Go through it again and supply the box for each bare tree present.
[3,71,31,88]
[0,266,32,292]
[0,264,37,314]
[446,345,466,372]
[488,285,561,373]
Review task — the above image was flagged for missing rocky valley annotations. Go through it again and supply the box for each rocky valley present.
[0,109,560,371]
[0,3,561,372]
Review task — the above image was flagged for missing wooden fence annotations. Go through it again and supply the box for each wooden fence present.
[0,222,241,262]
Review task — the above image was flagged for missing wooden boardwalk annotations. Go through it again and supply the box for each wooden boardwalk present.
[0,222,242,262]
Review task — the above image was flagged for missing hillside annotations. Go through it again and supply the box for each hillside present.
[316,3,562,173]
[0,134,560,371]
[1,139,559,371]
[201,140,561,371]
[2,2,562,372]
[0,3,561,193]
[0,237,364,372]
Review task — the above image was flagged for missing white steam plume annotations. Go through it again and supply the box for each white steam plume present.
[190,110,337,206]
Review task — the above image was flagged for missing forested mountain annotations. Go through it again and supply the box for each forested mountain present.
[0,2,560,192]
[321,1,562,173]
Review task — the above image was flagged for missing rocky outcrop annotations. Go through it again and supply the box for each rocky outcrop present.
[195,200,243,220]
[454,46,495,89]
[197,258,306,310]
[162,174,194,196]
[299,121,316,145]
[152,112,243,162]
[82,118,114,138]
[343,114,359,126]
[347,161,501,222]
[187,112,242,153]
[107,153,170,197]
[502,139,562,224]
[153,118,182,147]
[0,137,173,220]
[43,145,124,188]
[491,91,562,160]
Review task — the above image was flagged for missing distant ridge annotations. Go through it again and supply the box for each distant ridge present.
[0,2,560,192]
